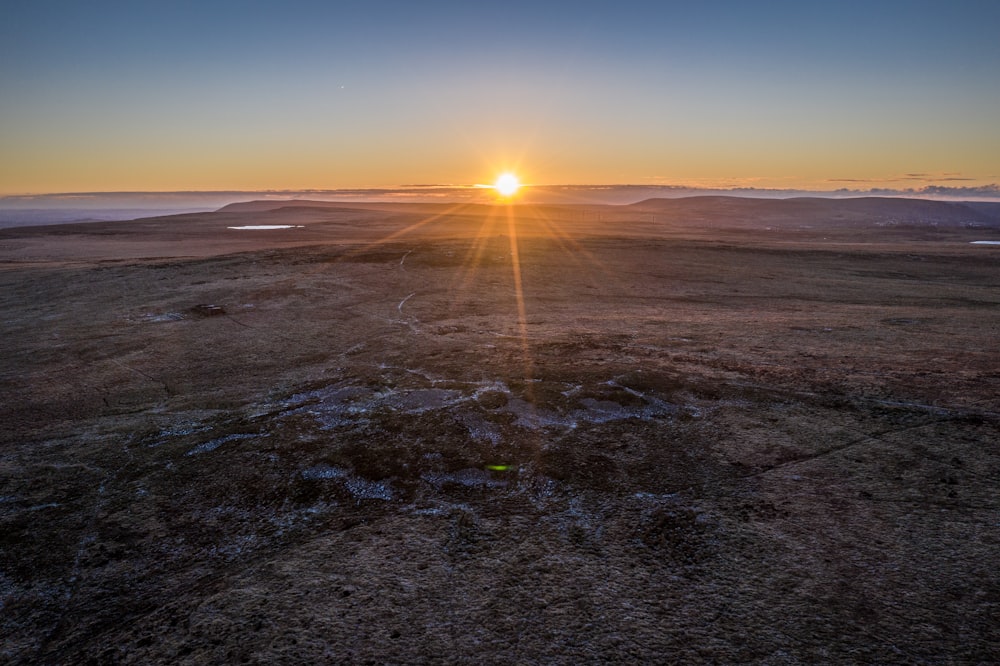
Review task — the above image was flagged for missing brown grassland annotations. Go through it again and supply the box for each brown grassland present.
[1,198,998,663]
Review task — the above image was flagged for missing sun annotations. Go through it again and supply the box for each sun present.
[494,173,520,197]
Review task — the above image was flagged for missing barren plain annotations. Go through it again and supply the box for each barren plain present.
[1,197,999,663]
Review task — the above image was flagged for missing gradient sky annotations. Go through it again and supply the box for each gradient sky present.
[2,0,999,195]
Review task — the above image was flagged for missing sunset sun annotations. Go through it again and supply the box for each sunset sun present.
[494,173,520,197]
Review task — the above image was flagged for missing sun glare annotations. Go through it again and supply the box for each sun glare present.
[494,173,520,198]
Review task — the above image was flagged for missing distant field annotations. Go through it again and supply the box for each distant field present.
[1,199,998,664]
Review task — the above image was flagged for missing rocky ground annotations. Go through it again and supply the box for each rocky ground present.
[1,203,998,663]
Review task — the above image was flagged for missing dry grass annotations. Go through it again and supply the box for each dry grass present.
[1,203,998,663]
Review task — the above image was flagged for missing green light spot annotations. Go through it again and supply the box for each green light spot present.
[486,464,511,472]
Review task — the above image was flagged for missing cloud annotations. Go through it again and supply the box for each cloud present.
[830,184,1000,198]
[916,184,1000,196]
[828,173,979,186]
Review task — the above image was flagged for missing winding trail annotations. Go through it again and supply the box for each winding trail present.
[398,292,416,313]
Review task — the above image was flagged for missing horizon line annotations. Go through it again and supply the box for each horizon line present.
[3,182,999,201]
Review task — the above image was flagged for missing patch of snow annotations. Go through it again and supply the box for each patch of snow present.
[505,398,578,430]
[384,388,464,413]
[140,312,185,323]
[409,506,450,516]
[343,477,394,501]
[156,424,211,441]
[459,413,503,445]
[422,468,509,489]
[186,433,259,456]
[301,465,350,480]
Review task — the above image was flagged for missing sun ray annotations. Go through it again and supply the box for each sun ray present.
[450,204,504,304]
[505,203,536,405]
[525,204,617,282]
[343,201,478,259]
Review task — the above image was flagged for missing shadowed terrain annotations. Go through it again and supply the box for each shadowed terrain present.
[1,197,998,663]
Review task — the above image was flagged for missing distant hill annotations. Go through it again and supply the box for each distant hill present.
[628,196,997,228]
[0,208,213,229]
[218,196,1000,230]
[961,201,1000,222]
[216,200,495,215]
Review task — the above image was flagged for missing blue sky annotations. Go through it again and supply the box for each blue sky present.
[2,1,998,194]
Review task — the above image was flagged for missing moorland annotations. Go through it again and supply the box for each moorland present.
[1,196,998,663]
